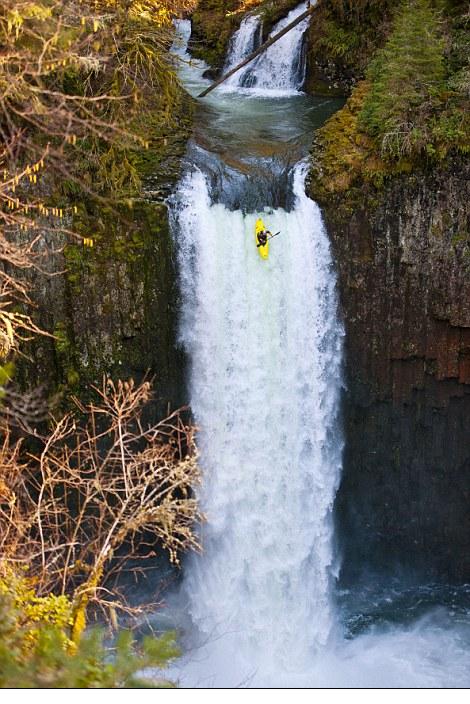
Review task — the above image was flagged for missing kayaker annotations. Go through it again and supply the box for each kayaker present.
[257,229,271,247]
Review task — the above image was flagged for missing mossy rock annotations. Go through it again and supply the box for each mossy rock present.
[190,0,305,72]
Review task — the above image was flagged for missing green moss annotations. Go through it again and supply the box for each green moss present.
[190,0,302,70]
[310,82,411,208]
[451,231,469,247]
[53,321,80,391]
[310,0,469,210]
[43,72,193,401]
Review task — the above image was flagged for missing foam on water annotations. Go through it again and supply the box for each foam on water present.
[157,16,470,689]
[228,2,312,95]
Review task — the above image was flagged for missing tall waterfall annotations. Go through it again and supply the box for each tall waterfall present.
[227,2,312,94]
[170,160,343,685]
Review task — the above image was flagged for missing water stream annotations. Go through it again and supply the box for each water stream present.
[222,3,310,94]
[159,9,470,687]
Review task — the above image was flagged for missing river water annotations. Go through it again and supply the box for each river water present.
[156,7,470,687]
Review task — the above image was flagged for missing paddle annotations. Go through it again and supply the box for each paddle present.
[256,231,281,247]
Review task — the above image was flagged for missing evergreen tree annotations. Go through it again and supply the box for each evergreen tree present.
[360,0,446,157]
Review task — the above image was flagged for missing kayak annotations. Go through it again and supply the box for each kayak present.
[255,218,269,260]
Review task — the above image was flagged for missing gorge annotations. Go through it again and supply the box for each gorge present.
[2,0,468,689]
[151,5,470,686]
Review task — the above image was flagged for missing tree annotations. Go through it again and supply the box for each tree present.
[0,0,196,359]
[359,0,446,158]
[0,377,202,637]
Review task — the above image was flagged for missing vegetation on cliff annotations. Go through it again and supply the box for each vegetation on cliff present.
[310,0,469,203]
[0,0,201,687]
[305,0,393,93]
[360,0,468,161]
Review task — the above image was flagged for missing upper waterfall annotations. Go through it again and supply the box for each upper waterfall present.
[225,2,312,95]
[223,14,262,87]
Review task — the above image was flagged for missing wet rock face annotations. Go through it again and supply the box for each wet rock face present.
[315,160,470,583]
[189,0,304,74]
[23,92,193,418]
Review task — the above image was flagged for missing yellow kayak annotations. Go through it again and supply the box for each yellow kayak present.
[255,218,269,260]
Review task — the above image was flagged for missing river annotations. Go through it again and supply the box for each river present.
[153,5,470,687]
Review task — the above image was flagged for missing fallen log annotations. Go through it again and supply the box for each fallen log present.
[197,2,316,98]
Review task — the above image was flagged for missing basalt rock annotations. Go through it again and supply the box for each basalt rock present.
[310,158,470,583]
[21,90,194,419]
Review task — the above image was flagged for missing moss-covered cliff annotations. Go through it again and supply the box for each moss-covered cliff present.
[308,0,470,582]
[2,2,197,416]
[22,86,193,417]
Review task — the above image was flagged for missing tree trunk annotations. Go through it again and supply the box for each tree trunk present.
[198,3,317,98]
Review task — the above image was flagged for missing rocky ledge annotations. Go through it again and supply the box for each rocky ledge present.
[309,157,470,583]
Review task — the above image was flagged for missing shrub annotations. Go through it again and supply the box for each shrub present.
[359,0,446,158]
[0,377,202,639]
[0,568,179,688]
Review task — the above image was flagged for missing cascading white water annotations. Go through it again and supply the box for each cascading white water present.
[168,12,344,688]
[170,163,343,686]
[162,15,470,690]
[223,14,262,87]
[233,2,312,95]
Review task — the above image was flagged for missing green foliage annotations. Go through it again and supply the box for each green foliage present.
[0,568,74,652]
[53,321,81,389]
[317,20,360,59]
[312,0,470,205]
[360,0,445,142]
[359,0,468,160]
[0,569,179,689]
[0,362,15,388]
[305,0,393,85]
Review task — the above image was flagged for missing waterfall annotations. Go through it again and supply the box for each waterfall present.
[167,11,343,688]
[159,16,470,690]
[223,14,262,88]
[233,2,312,94]
[170,162,344,686]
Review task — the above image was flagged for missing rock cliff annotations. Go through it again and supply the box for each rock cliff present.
[22,90,193,418]
[309,158,470,583]
[306,0,470,583]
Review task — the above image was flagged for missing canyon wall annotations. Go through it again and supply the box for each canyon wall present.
[309,158,470,583]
